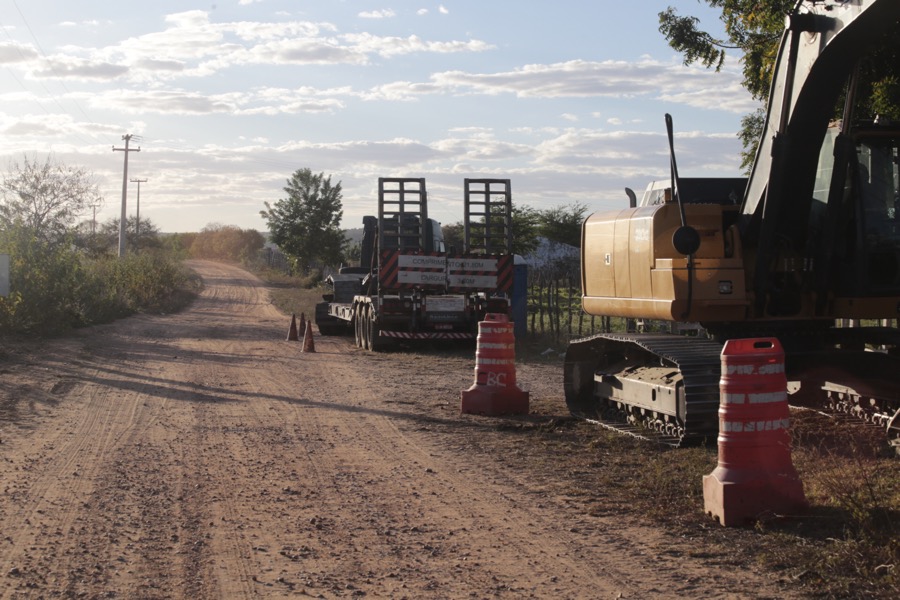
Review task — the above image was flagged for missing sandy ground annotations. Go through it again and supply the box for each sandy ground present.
[0,260,794,599]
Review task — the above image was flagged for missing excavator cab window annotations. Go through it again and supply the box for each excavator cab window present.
[858,137,899,225]
[815,128,900,294]
[857,134,900,289]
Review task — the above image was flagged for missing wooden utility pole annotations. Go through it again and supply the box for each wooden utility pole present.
[130,178,148,252]
[113,134,140,258]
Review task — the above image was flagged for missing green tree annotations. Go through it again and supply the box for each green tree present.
[0,154,101,245]
[659,2,900,169]
[440,221,465,253]
[260,168,346,275]
[188,223,264,262]
[478,201,541,255]
[509,203,541,256]
[98,216,161,254]
[539,202,588,248]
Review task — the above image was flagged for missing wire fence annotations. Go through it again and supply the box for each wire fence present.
[525,267,607,344]
[524,265,686,344]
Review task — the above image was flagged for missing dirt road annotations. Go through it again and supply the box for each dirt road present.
[0,260,791,599]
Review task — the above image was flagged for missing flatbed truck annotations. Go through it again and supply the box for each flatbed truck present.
[316,177,514,350]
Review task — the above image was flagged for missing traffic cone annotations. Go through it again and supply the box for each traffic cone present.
[301,319,316,353]
[299,312,307,334]
[460,313,529,416]
[286,314,299,341]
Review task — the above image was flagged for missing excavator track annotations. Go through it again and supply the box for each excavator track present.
[566,330,900,452]
[564,333,722,447]
[785,345,900,455]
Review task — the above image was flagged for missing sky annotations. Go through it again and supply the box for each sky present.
[0,0,757,233]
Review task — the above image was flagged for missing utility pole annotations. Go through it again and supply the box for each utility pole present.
[113,134,141,258]
[130,178,148,252]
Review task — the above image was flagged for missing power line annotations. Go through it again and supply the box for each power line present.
[0,7,102,148]
[10,0,95,122]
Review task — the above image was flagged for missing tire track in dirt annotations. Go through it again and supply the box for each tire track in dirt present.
[0,260,795,599]
[203,333,642,597]
[0,335,181,596]
[259,343,633,597]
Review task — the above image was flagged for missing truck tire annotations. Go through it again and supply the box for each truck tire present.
[366,307,390,352]
[362,306,372,350]
[354,306,364,348]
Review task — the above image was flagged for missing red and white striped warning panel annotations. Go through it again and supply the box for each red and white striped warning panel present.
[447,254,513,292]
[379,249,446,290]
[379,249,513,292]
[380,331,475,340]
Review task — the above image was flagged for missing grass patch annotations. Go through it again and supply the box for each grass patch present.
[495,406,899,598]
[252,267,325,320]
[575,412,900,598]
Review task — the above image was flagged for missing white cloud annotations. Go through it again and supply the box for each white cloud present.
[363,80,442,101]
[59,20,102,28]
[417,9,428,16]
[439,5,449,15]
[87,89,236,115]
[359,10,396,19]
[369,58,755,114]
[82,85,351,117]
[33,56,129,81]
[0,42,39,64]
[10,11,494,84]
[341,33,493,58]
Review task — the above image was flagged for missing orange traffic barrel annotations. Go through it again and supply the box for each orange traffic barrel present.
[460,313,529,416]
[703,338,806,526]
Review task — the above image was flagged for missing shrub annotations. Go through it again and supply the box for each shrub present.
[0,224,85,334]
[0,221,191,333]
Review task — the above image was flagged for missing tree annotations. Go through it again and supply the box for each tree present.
[0,154,101,244]
[440,221,465,253]
[260,169,345,274]
[509,203,541,256]
[188,223,264,262]
[98,216,161,254]
[659,2,900,169]
[539,202,588,248]
[475,201,541,256]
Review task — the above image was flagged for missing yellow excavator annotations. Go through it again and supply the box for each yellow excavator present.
[565,0,900,448]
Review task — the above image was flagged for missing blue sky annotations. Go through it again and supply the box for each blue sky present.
[0,1,755,232]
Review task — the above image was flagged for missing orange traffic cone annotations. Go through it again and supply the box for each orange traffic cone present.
[299,312,307,335]
[301,319,316,353]
[286,314,299,341]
